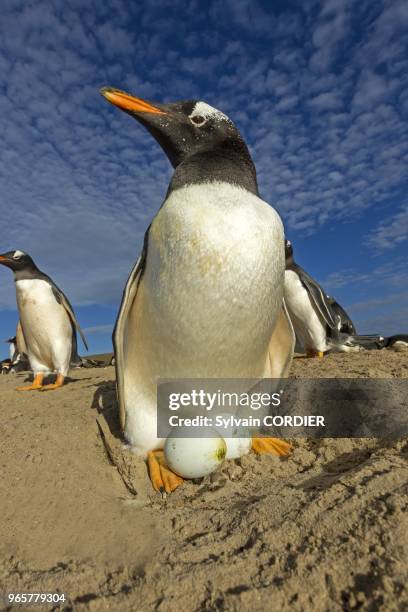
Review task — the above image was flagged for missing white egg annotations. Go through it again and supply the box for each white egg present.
[164,427,227,479]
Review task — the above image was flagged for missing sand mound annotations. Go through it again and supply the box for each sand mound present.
[0,350,407,610]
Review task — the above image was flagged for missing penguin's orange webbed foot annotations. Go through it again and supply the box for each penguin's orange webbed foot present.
[252,437,292,456]
[306,350,324,358]
[41,374,65,391]
[147,450,184,494]
[16,373,44,391]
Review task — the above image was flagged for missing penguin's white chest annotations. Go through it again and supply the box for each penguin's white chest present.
[140,182,285,376]
[284,270,327,351]
[123,182,286,452]
[15,279,72,374]
[9,343,16,361]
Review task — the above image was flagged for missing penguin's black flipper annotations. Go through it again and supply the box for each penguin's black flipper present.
[50,283,89,351]
[70,329,84,366]
[291,264,338,329]
[113,255,143,430]
[328,299,356,334]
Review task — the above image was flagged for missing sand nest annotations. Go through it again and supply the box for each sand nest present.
[0,350,407,611]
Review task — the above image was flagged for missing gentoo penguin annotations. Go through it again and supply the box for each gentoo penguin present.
[101,87,295,493]
[383,334,408,351]
[6,336,17,362]
[1,336,15,374]
[284,240,338,357]
[0,250,88,390]
[5,328,29,372]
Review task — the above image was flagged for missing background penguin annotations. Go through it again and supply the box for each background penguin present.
[0,250,88,390]
[5,335,17,361]
[331,334,384,352]
[284,241,389,355]
[101,87,295,493]
[284,239,339,357]
[383,334,408,351]
[4,327,29,373]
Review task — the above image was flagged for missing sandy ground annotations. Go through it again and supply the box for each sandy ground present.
[0,350,407,611]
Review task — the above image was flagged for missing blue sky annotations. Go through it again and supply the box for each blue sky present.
[0,0,407,359]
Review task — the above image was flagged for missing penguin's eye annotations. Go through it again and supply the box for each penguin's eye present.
[13,253,22,260]
[190,115,207,127]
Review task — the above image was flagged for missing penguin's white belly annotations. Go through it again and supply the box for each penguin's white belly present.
[123,182,285,452]
[284,270,328,352]
[15,279,72,374]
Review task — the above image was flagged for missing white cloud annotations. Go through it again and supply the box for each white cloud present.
[352,70,390,108]
[319,257,408,291]
[367,205,408,250]
[349,291,408,313]
[309,0,351,72]
[308,91,342,110]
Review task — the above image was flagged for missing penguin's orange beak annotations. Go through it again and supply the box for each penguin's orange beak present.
[100,87,167,115]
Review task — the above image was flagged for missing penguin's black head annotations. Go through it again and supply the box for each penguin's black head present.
[5,336,16,344]
[100,87,251,170]
[0,250,37,272]
[285,240,293,261]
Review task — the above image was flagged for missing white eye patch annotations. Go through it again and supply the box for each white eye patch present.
[189,101,230,127]
[13,250,25,259]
